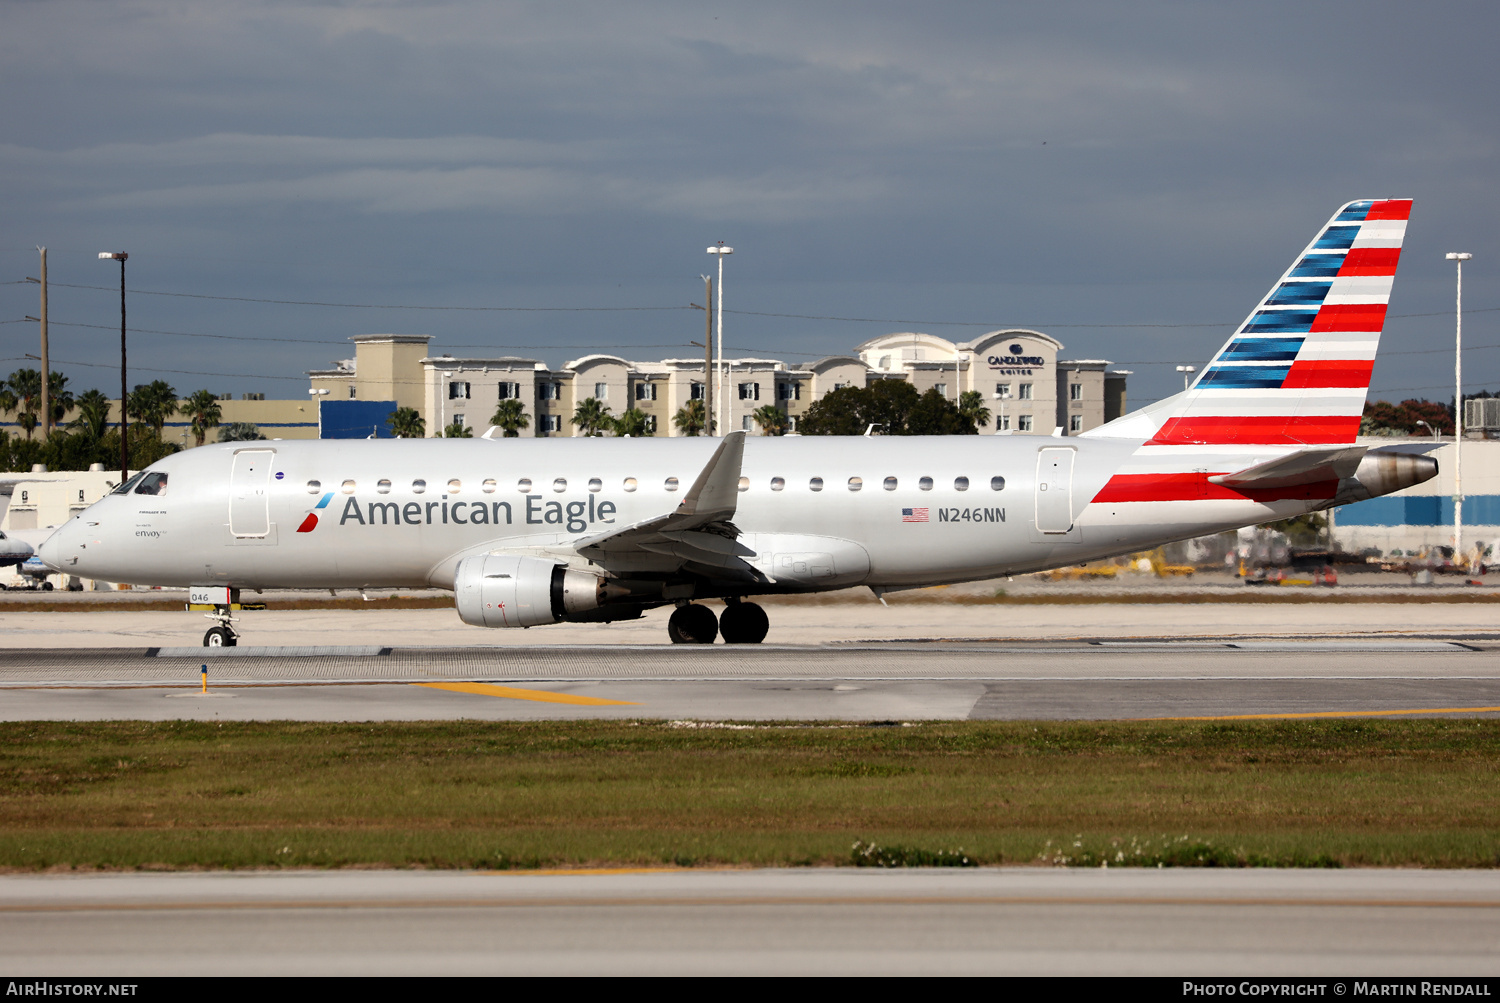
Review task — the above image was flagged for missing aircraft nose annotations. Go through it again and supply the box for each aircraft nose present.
[36,527,63,571]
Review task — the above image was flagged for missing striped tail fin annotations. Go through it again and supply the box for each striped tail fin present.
[1088,198,1411,446]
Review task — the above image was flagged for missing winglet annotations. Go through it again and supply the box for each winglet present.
[673,430,745,526]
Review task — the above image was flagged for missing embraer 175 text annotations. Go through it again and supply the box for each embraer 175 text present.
[39,200,1438,646]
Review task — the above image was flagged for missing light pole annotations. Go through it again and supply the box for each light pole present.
[1447,252,1472,566]
[1176,365,1196,390]
[706,243,733,435]
[1415,420,1440,442]
[98,252,128,483]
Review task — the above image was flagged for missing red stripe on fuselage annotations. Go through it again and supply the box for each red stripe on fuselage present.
[1311,303,1387,332]
[1146,415,1361,446]
[1280,359,1374,389]
[1338,248,1400,276]
[1090,472,1339,505]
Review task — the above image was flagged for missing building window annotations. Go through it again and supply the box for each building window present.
[995,383,1011,399]
[448,381,470,400]
[348,386,357,399]
[644,415,658,433]
[997,414,1011,430]
[635,382,657,401]
[498,381,520,400]
[540,414,562,433]
[537,382,561,400]
[594,382,608,399]
[1070,414,1083,432]
[1018,415,1033,431]
[1070,383,1082,401]
[690,382,705,400]
[738,382,760,401]
[778,382,801,401]
[786,416,798,431]
[451,413,463,427]
[934,383,947,397]
[742,415,755,430]
[1018,383,1033,401]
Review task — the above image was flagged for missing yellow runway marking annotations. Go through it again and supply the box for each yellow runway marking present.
[1146,706,1500,722]
[414,681,637,706]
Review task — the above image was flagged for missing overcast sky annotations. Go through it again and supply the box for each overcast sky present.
[2,1,1496,410]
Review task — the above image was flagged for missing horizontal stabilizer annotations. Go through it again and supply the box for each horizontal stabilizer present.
[1208,445,1366,491]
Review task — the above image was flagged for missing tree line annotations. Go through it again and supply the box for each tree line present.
[386,384,993,439]
[0,369,263,473]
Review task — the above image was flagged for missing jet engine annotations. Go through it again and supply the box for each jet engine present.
[1329,450,1439,507]
[454,554,612,628]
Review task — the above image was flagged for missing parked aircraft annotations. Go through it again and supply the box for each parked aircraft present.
[38,199,1436,646]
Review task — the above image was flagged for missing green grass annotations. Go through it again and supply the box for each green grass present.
[2,719,1499,870]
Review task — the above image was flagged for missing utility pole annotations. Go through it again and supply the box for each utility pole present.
[1447,252,1472,567]
[99,252,128,483]
[38,247,48,439]
[706,243,733,435]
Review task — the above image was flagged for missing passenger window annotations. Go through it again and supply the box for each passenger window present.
[770,477,785,491]
[135,472,168,496]
[553,478,567,493]
[306,480,322,494]
[955,477,969,491]
[809,477,824,492]
[623,477,638,492]
[377,479,392,494]
[447,479,462,494]
[738,476,749,492]
[412,479,427,494]
[918,477,933,491]
[991,476,1005,491]
[517,478,532,492]
[848,477,862,492]
[481,479,496,493]
[588,478,603,493]
[883,477,897,491]
[340,479,356,494]
[664,477,680,492]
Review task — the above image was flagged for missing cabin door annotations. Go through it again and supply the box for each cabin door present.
[229,449,274,537]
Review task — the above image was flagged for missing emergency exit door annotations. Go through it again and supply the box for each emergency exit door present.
[229,449,274,537]
[1035,447,1076,534]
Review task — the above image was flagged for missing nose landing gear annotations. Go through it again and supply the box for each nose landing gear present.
[666,600,769,645]
[202,606,239,648]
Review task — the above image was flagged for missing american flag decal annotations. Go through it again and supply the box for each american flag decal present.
[902,508,928,523]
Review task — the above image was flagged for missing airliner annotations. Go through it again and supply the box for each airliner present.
[38,199,1436,646]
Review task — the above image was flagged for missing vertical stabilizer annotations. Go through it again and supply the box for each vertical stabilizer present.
[1085,199,1411,445]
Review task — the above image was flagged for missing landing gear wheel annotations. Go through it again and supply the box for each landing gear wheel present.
[41,582,53,592]
[719,601,769,644]
[667,603,718,644]
[203,626,237,648]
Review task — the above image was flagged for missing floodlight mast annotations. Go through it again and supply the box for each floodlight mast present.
[1447,252,1473,565]
[98,252,128,483]
[706,243,733,435]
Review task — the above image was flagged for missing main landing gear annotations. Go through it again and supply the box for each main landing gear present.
[667,599,770,645]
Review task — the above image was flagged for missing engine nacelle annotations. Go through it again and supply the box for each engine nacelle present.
[454,554,608,628]
[1330,450,1439,507]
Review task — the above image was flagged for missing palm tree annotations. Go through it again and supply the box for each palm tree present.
[41,372,72,431]
[673,399,706,436]
[5,369,41,439]
[217,422,266,442]
[181,390,223,447]
[489,399,530,437]
[387,407,425,439]
[752,404,789,436]
[443,419,473,438]
[69,389,113,440]
[613,408,655,437]
[127,380,178,438]
[957,390,991,431]
[571,397,613,437]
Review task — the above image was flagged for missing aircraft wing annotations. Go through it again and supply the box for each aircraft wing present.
[573,431,764,580]
[1208,445,1367,491]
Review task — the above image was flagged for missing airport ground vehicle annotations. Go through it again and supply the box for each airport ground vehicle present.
[38,199,1437,645]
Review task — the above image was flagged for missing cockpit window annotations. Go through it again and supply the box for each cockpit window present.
[134,472,168,496]
[112,472,147,495]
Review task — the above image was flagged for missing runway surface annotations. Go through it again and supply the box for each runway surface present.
[4,868,1498,976]
[4,638,1500,720]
